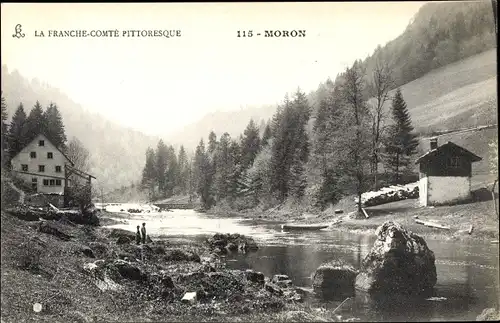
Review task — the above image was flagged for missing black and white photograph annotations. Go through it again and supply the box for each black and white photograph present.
[0,1,498,322]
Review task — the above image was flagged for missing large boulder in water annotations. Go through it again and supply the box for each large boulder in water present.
[312,260,358,298]
[355,221,436,295]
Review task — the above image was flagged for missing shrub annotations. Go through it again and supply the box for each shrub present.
[17,237,44,271]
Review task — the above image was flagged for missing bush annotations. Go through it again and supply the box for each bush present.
[10,172,36,194]
[17,238,44,271]
[1,177,21,207]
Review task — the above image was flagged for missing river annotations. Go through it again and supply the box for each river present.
[105,208,500,322]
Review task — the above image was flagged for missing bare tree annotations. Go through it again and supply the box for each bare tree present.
[65,137,93,210]
[91,180,106,204]
[368,61,394,190]
[340,62,372,216]
[66,136,91,173]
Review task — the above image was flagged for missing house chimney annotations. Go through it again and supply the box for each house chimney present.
[430,137,438,150]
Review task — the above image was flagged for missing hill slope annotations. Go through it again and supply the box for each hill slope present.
[389,49,497,134]
[1,66,161,191]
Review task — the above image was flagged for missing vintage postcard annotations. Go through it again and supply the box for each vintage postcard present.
[1,1,498,322]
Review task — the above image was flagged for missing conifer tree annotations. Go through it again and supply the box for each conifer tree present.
[44,103,67,149]
[383,88,419,184]
[214,132,232,201]
[270,95,293,201]
[141,147,157,200]
[177,145,189,194]
[187,158,196,203]
[8,103,28,158]
[193,139,214,208]
[287,89,311,199]
[227,139,243,201]
[269,90,311,201]
[25,101,48,144]
[165,145,178,196]
[261,123,272,148]
[1,95,9,168]
[240,119,261,170]
[207,131,218,155]
[155,140,169,196]
[312,85,344,208]
[206,132,218,202]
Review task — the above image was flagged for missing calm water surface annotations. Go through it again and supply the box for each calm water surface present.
[106,209,500,322]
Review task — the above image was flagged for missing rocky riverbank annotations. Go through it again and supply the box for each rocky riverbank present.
[1,207,361,322]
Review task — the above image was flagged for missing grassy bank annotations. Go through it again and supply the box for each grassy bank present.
[207,195,499,243]
[1,207,358,323]
[328,199,499,242]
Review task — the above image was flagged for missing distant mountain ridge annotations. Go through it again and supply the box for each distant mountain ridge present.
[165,104,278,151]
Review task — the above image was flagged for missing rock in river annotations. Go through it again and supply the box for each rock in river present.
[312,260,358,298]
[245,269,265,284]
[206,233,258,253]
[355,221,437,295]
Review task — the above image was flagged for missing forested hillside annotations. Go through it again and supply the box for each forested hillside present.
[354,0,496,90]
[165,1,497,152]
[136,1,497,214]
[3,1,496,207]
[1,65,161,191]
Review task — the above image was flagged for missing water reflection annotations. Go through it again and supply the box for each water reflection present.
[225,229,499,322]
[104,209,499,321]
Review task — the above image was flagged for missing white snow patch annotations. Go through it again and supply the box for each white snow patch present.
[355,182,419,206]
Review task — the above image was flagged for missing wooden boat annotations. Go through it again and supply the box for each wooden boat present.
[281,223,330,231]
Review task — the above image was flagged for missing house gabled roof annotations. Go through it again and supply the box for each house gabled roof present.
[415,141,482,164]
[14,133,75,166]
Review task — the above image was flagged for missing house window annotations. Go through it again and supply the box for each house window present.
[56,179,62,186]
[38,165,45,172]
[43,179,49,186]
[32,177,37,183]
[30,152,37,158]
[47,152,53,159]
[39,140,45,146]
[55,166,62,173]
[21,164,28,172]
[49,179,55,186]
[447,156,460,168]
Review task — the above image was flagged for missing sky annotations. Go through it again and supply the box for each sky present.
[1,2,425,136]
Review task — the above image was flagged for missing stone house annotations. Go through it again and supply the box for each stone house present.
[10,134,73,194]
[415,137,482,206]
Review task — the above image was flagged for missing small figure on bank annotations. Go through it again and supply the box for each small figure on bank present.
[141,222,147,244]
[136,225,141,245]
